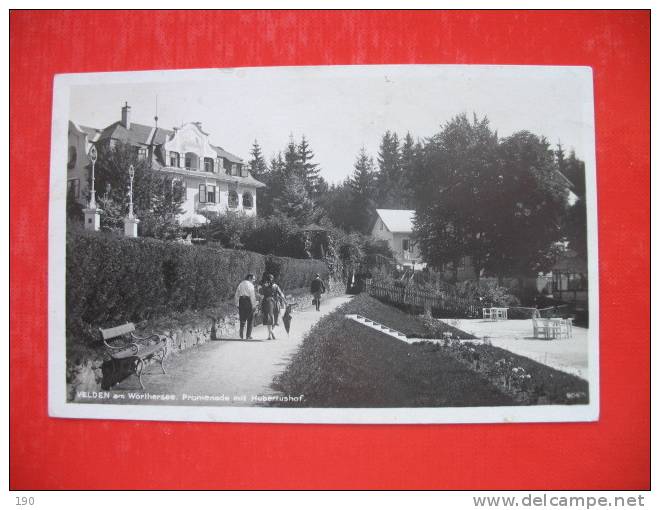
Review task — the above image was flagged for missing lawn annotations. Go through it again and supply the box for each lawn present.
[341,294,475,339]
[272,295,515,407]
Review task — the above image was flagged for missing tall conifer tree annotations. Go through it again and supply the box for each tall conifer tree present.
[349,147,378,233]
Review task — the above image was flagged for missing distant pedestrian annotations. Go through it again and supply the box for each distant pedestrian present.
[260,274,286,340]
[234,273,257,340]
[310,273,326,311]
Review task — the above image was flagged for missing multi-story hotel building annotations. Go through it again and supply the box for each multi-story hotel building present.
[68,103,265,226]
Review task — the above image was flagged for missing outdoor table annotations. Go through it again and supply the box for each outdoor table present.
[483,307,509,321]
[539,318,568,339]
[490,307,509,321]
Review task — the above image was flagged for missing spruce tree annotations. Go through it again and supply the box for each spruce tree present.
[400,132,416,209]
[376,130,402,208]
[257,152,286,218]
[273,173,317,226]
[248,139,268,180]
[283,135,301,180]
[349,148,378,233]
[298,135,322,196]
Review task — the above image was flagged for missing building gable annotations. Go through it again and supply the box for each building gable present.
[163,122,218,161]
[375,209,415,234]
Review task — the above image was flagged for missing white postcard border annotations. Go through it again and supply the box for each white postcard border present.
[48,65,600,424]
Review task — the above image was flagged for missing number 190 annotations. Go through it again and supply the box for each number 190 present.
[16,497,34,506]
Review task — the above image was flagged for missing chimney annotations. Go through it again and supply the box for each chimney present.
[121,102,131,129]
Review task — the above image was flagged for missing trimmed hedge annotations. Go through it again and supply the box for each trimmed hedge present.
[67,229,329,329]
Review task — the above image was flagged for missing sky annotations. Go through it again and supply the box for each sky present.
[69,65,594,185]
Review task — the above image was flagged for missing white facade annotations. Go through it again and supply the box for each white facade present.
[156,123,262,226]
[371,209,423,268]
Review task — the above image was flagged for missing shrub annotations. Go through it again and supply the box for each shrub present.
[66,229,331,336]
[264,255,328,291]
[454,280,521,307]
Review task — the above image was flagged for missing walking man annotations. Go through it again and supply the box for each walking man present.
[234,273,257,340]
[310,273,326,311]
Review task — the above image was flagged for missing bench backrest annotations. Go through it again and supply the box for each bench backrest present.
[100,322,136,341]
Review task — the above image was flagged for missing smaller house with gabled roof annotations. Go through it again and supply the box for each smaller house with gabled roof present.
[371,209,424,268]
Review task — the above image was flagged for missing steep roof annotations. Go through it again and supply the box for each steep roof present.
[375,209,416,233]
[97,121,155,146]
[210,144,244,164]
[81,119,242,163]
[151,127,173,145]
[79,125,102,142]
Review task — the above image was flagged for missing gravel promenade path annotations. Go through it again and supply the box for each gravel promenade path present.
[108,294,353,406]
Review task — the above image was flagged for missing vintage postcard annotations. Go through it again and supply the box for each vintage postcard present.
[49,65,599,423]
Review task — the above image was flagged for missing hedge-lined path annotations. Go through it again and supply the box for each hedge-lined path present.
[110,294,354,405]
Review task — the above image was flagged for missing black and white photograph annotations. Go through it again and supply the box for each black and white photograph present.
[49,65,598,423]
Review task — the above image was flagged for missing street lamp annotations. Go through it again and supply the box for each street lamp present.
[123,163,139,238]
[128,164,135,219]
[88,145,97,208]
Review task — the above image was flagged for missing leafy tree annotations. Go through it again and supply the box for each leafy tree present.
[318,178,355,232]
[66,186,84,223]
[140,178,186,240]
[562,194,588,258]
[244,213,306,258]
[92,141,183,238]
[349,148,378,233]
[486,131,569,276]
[413,114,500,278]
[562,149,586,198]
[204,210,257,249]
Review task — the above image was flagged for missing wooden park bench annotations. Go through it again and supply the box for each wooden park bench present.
[100,323,167,390]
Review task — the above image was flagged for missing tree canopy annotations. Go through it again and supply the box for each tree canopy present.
[91,142,184,239]
[413,114,573,277]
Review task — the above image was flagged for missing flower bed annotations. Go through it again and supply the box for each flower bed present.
[415,334,589,405]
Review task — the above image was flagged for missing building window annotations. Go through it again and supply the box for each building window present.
[67,179,80,199]
[242,192,253,209]
[169,151,180,167]
[67,146,77,170]
[137,147,147,160]
[199,184,207,203]
[240,166,248,177]
[228,190,238,208]
[402,239,410,251]
[185,152,199,170]
[216,158,222,173]
[231,164,239,176]
[207,185,216,204]
[204,157,214,173]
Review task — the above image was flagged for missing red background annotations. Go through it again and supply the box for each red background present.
[10,10,650,489]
